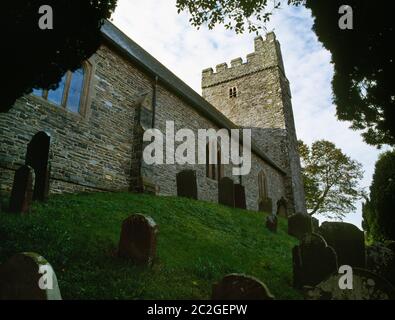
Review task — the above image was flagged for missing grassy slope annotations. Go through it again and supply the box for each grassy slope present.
[0,192,301,300]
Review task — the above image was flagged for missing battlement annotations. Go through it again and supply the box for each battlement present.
[202,32,283,88]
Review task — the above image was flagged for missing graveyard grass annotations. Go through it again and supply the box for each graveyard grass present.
[0,192,301,300]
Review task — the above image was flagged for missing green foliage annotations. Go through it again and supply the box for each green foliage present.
[1,0,117,112]
[176,0,303,34]
[305,0,395,147]
[363,150,395,241]
[0,192,301,299]
[298,139,365,219]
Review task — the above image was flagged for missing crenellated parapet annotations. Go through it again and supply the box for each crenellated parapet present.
[202,32,285,88]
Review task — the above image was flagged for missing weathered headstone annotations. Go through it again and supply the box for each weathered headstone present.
[234,184,246,209]
[176,170,198,200]
[293,233,338,289]
[118,214,158,266]
[266,215,278,233]
[305,268,395,300]
[259,197,272,214]
[0,252,62,300]
[319,222,366,268]
[212,274,274,300]
[218,177,235,208]
[288,213,312,240]
[9,165,35,214]
[276,197,288,217]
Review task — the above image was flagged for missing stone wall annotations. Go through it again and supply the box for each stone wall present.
[0,37,289,214]
[0,43,152,194]
[141,83,287,212]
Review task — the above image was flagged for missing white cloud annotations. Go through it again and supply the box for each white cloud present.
[112,0,384,229]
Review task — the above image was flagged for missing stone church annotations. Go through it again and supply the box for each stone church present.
[0,21,306,216]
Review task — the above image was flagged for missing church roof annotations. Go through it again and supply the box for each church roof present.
[101,21,286,175]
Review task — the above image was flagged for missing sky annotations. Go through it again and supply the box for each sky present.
[112,0,385,229]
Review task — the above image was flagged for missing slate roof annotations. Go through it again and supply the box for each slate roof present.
[101,21,286,175]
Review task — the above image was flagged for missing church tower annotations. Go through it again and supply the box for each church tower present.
[202,33,306,214]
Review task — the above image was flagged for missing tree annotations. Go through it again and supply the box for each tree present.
[176,0,303,34]
[298,140,365,220]
[305,1,395,147]
[178,0,395,147]
[363,151,395,241]
[1,1,117,113]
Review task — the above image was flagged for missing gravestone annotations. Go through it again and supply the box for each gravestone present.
[25,132,51,202]
[212,274,274,300]
[305,268,395,300]
[266,215,278,233]
[288,213,312,240]
[276,197,288,217]
[234,184,246,209]
[0,252,62,300]
[9,165,35,214]
[176,170,198,200]
[218,177,235,208]
[319,222,366,268]
[293,233,338,289]
[259,197,272,214]
[118,214,158,266]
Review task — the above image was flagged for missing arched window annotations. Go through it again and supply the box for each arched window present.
[206,141,224,181]
[229,87,237,98]
[258,170,268,200]
[32,61,92,115]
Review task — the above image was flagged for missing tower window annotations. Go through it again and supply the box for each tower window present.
[32,61,92,116]
[229,87,237,98]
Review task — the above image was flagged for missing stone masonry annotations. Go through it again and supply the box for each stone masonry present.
[202,33,306,215]
[0,22,305,215]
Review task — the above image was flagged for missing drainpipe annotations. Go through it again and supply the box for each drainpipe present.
[151,76,158,128]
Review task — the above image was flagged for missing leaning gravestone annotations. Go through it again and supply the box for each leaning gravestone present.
[0,252,62,300]
[234,184,246,209]
[288,213,312,240]
[218,177,235,208]
[305,268,395,300]
[293,233,338,289]
[176,170,198,200]
[259,197,273,214]
[266,215,278,233]
[9,165,35,214]
[212,274,274,300]
[118,214,158,267]
[319,222,366,268]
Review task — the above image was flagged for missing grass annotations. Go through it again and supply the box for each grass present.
[0,192,301,300]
